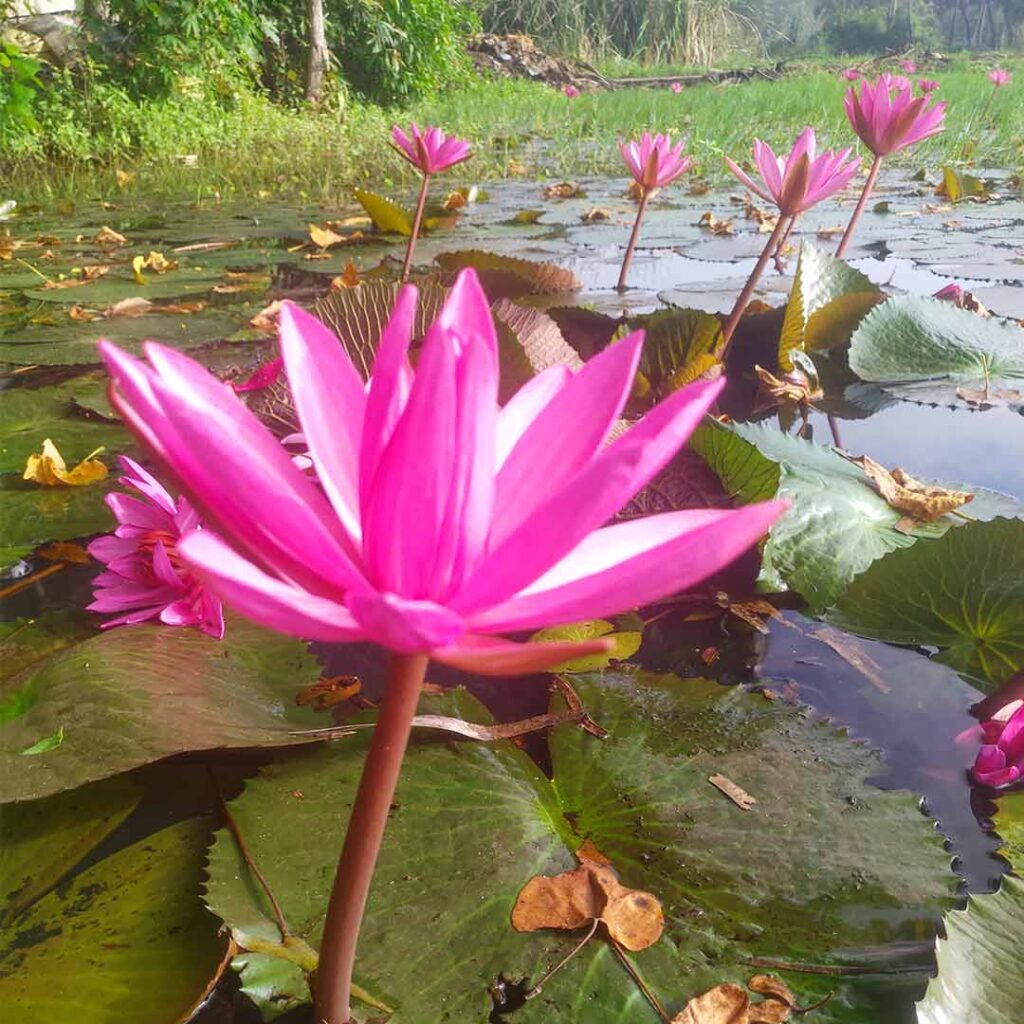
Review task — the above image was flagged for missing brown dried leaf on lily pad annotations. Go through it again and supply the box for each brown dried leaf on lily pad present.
[672,976,803,1024]
[846,454,973,523]
[699,211,735,235]
[754,366,822,409]
[511,859,663,951]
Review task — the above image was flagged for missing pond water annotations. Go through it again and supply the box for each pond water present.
[2,170,1022,1023]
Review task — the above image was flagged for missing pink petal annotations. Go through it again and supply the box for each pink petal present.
[105,492,171,532]
[725,157,773,205]
[432,634,615,676]
[118,456,177,515]
[496,366,573,469]
[346,590,465,654]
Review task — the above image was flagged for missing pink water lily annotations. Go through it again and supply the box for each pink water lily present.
[841,67,862,82]
[564,84,580,98]
[988,67,1011,87]
[390,122,471,176]
[918,78,940,93]
[671,81,683,93]
[890,73,913,91]
[844,74,947,157]
[973,700,1024,788]
[900,59,917,74]
[87,456,223,638]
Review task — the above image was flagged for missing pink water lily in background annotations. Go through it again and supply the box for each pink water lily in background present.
[99,269,783,675]
[844,74,947,156]
[918,78,940,93]
[564,84,580,98]
[619,132,695,191]
[899,59,917,74]
[725,127,860,216]
[889,73,913,91]
[841,67,862,81]
[973,699,1024,787]
[390,122,471,175]
[230,355,284,393]
[88,456,224,637]
[988,67,1011,87]
[671,81,683,93]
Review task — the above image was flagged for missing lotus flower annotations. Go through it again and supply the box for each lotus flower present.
[390,123,471,176]
[564,84,580,98]
[900,59,917,74]
[620,132,695,192]
[973,700,1024,787]
[988,67,1011,87]
[890,73,913,91]
[671,81,683,93]
[87,456,224,637]
[841,67,862,82]
[844,75,947,156]
[725,127,860,217]
[98,270,782,675]
[918,78,940,93]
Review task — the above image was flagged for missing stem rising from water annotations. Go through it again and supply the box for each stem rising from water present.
[835,153,882,260]
[617,189,650,291]
[401,174,432,282]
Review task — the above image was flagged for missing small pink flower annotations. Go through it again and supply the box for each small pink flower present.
[670,82,683,94]
[619,132,695,192]
[725,127,861,217]
[844,74,947,156]
[841,67,862,82]
[933,282,963,304]
[988,67,1011,87]
[918,79,940,93]
[98,271,783,675]
[900,59,917,74]
[88,456,224,637]
[973,700,1024,788]
[564,85,580,99]
[231,356,284,393]
[889,73,913,91]
[390,123,471,176]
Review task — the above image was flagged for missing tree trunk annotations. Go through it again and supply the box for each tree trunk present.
[305,0,329,103]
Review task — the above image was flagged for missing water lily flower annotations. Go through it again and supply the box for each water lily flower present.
[390,123,471,281]
[671,81,683,93]
[836,75,946,258]
[564,84,580,98]
[841,67,862,81]
[973,700,1024,787]
[87,456,224,638]
[918,78,940,93]
[900,59,917,74]
[987,67,1011,87]
[617,133,696,290]
[98,270,783,1024]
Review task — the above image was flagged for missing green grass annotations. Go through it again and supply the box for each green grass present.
[2,54,1021,205]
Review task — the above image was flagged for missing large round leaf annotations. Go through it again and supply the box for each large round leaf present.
[0,618,325,802]
[827,518,1024,689]
[0,816,225,1023]
[848,295,1024,408]
[23,266,225,305]
[205,673,955,1023]
[915,875,1024,1024]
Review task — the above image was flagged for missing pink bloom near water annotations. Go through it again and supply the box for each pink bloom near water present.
[98,270,783,676]
[973,700,1024,787]
[844,75,946,156]
[87,456,224,637]
[564,84,580,98]
[670,82,683,93]
[841,68,861,82]
[619,132,695,191]
[899,59,917,74]
[725,127,860,217]
[918,79,940,93]
[231,356,284,393]
[390,123,471,175]
[988,67,1011,87]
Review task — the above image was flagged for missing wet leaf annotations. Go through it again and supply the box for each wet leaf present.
[0,618,325,801]
[672,983,750,1023]
[22,438,108,487]
[827,517,1024,688]
[93,225,127,246]
[935,166,988,203]
[492,298,583,400]
[993,791,1024,872]
[353,188,413,236]
[843,454,974,524]
[848,295,1024,409]
[916,875,1024,1024]
[529,619,641,671]
[436,250,580,296]
[543,181,586,199]
[514,209,544,223]
[698,211,735,235]
[632,308,723,397]
[512,858,664,951]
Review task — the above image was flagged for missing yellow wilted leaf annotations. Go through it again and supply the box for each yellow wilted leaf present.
[353,189,413,236]
[143,250,177,273]
[115,169,135,189]
[93,226,127,247]
[23,440,108,487]
[132,254,147,285]
[698,211,735,235]
[308,223,346,249]
[330,261,360,290]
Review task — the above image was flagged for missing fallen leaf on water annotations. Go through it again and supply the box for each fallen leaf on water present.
[44,264,110,290]
[689,179,711,195]
[296,675,362,711]
[581,207,612,222]
[708,773,756,810]
[672,982,750,1023]
[93,225,127,246]
[330,261,360,290]
[954,384,1022,409]
[23,439,108,487]
[308,223,346,249]
[513,209,544,224]
[744,202,778,232]
[815,225,844,239]
[249,299,283,332]
[107,297,154,318]
[144,250,177,273]
[544,180,586,199]
[512,858,663,951]
[442,190,468,211]
[37,541,91,564]
[699,211,735,235]
[715,592,782,634]
[845,453,973,522]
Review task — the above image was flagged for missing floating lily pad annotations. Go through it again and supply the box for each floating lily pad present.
[24,266,225,305]
[993,792,1024,872]
[848,295,1024,408]
[916,875,1024,1024]
[0,613,97,691]
[205,674,954,1023]
[827,518,1024,689]
[0,814,226,1024]
[435,250,580,296]
[0,618,325,802]
[492,298,582,400]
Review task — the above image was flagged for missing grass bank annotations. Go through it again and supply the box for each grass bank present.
[2,55,1021,204]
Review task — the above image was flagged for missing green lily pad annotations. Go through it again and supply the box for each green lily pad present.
[529,619,642,671]
[205,673,954,1022]
[916,875,1024,1024]
[0,815,226,1024]
[0,613,97,691]
[0,618,325,802]
[993,792,1024,872]
[630,307,723,395]
[435,250,580,296]
[848,295,1024,408]
[827,518,1024,689]
[779,242,881,372]
[24,266,225,305]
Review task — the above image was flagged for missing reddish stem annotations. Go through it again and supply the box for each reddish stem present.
[401,173,431,282]
[718,213,790,361]
[835,153,882,260]
[314,652,428,1024]
[616,188,650,291]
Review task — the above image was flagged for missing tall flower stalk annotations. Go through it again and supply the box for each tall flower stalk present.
[977,67,1011,124]
[721,128,860,356]
[390,123,471,282]
[617,133,694,290]
[836,75,946,259]
[98,270,783,1023]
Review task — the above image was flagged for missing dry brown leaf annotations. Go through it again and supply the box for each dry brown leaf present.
[714,592,782,634]
[744,202,779,232]
[708,773,756,810]
[672,983,750,1023]
[93,225,127,246]
[143,250,177,273]
[955,384,1021,409]
[107,297,154,318]
[45,264,110,290]
[511,859,663,951]
[846,453,973,522]
[308,223,346,249]
[68,305,98,321]
[581,207,612,222]
[295,675,362,711]
[37,541,92,565]
[754,365,822,409]
[815,225,845,239]
[575,839,612,866]
[442,190,468,211]
[544,180,586,199]
[699,211,735,235]
[249,299,283,332]
[115,169,135,188]
[23,439,108,487]
[0,230,15,260]
[159,300,207,314]
[330,262,360,290]
[688,179,711,195]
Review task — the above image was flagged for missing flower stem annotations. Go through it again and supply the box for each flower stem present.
[314,652,428,1024]
[616,188,650,292]
[401,173,431,283]
[835,153,882,260]
[717,213,790,361]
